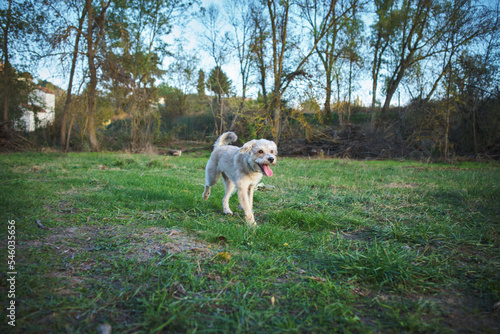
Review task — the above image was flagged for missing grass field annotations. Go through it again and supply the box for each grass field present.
[1,151,499,333]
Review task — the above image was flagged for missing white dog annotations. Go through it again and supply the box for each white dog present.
[203,132,277,225]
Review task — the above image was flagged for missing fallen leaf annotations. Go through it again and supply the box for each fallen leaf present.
[216,252,231,261]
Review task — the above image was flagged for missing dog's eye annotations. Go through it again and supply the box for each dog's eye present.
[258,150,264,154]
[270,150,274,154]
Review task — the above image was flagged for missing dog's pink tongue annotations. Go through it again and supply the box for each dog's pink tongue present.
[262,164,273,177]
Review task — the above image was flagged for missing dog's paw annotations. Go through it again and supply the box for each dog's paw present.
[223,209,234,215]
[245,215,256,225]
[202,187,210,200]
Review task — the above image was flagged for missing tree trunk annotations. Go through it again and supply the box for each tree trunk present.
[347,59,352,122]
[370,33,385,128]
[267,0,288,145]
[65,110,76,151]
[381,86,395,118]
[381,64,407,117]
[273,91,281,144]
[2,0,12,131]
[86,0,99,151]
[370,53,379,128]
[471,97,477,154]
[336,73,342,127]
[370,77,378,128]
[324,71,332,121]
[61,7,86,148]
[260,68,268,113]
[218,92,224,134]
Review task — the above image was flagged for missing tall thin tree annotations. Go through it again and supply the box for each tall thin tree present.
[266,0,337,143]
[60,5,87,148]
[1,0,13,131]
[84,0,109,151]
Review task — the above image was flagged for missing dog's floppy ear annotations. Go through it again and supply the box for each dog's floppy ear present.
[239,140,256,154]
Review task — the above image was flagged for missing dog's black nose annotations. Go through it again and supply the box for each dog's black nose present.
[268,157,274,163]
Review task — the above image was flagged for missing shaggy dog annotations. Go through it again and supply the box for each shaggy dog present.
[203,132,277,225]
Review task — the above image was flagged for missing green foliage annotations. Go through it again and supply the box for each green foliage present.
[159,113,214,141]
[228,98,274,141]
[197,69,206,96]
[207,66,232,97]
[0,67,37,124]
[158,83,186,116]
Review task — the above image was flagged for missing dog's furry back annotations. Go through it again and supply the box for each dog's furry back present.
[214,132,237,148]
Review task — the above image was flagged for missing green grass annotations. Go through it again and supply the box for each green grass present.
[1,152,499,333]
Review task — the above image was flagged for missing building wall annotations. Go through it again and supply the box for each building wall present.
[19,88,56,132]
[20,111,36,132]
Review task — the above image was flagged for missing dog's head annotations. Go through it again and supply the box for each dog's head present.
[239,139,278,177]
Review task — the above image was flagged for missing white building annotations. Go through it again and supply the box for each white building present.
[19,87,56,132]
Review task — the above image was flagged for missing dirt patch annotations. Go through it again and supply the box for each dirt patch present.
[336,229,373,242]
[16,225,218,306]
[128,227,215,262]
[19,225,216,262]
[44,201,79,215]
[427,291,499,332]
[385,182,418,189]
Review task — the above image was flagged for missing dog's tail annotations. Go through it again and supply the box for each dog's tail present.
[214,132,237,148]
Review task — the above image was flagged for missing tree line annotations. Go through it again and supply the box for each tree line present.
[1,0,499,157]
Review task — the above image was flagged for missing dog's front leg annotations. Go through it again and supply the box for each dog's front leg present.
[222,175,235,215]
[248,184,255,214]
[237,185,255,225]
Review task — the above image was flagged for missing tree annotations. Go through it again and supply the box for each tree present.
[381,0,434,117]
[207,65,232,134]
[104,0,195,149]
[374,0,498,126]
[207,66,231,98]
[197,69,206,97]
[58,2,87,149]
[224,0,254,127]
[423,0,498,102]
[266,0,337,143]
[85,0,109,151]
[249,2,271,113]
[39,0,88,148]
[165,42,199,115]
[0,0,45,131]
[303,0,360,121]
[369,0,397,125]
[158,83,185,116]
[339,1,364,123]
[1,0,13,131]
[200,3,231,135]
[200,3,229,69]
